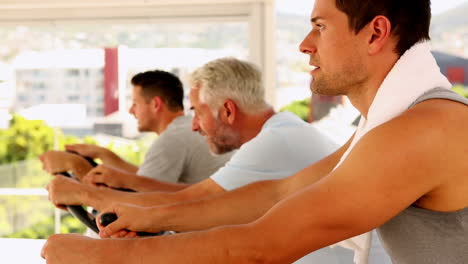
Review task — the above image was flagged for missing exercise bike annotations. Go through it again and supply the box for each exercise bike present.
[57,151,162,236]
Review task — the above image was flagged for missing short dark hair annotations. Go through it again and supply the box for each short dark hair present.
[335,0,431,56]
[131,70,184,111]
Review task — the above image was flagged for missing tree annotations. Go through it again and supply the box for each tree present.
[452,85,468,98]
[0,113,153,238]
[0,114,55,164]
[280,98,311,122]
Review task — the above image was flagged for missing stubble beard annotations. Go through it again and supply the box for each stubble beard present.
[206,122,241,155]
[311,63,367,97]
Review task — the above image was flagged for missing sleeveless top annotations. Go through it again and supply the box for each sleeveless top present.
[377,88,468,264]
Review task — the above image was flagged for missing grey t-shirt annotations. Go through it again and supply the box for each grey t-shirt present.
[137,115,233,184]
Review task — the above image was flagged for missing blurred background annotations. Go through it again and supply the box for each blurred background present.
[0,0,466,252]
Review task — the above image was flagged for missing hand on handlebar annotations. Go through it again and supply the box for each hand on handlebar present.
[82,164,131,189]
[46,175,88,209]
[96,203,164,238]
[40,150,93,179]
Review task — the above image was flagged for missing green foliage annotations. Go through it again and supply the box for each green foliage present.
[0,114,55,164]
[0,195,53,237]
[452,85,468,98]
[0,113,152,239]
[0,114,84,165]
[7,213,86,239]
[107,134,154,166]
[279,98,311,122]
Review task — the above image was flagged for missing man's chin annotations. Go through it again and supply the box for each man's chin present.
[311,83,343,96]
[137,127,150,133]
[207,141,232,156]
[208,143,223,156]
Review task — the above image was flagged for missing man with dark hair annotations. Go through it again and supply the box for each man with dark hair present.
[42,0,467,263]
[41,70,232,192]
[131,70,184,112]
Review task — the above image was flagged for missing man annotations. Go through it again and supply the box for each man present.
[42,2,468,261]
[40,70,232,192]
[44,57,337,217]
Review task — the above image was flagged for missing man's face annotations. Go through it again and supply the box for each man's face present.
[299,0,368,96]
[128,85,155,132]
[189,87,240,155]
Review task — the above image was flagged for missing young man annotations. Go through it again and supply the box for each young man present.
[40,70,232,192]
[42,3,468,260]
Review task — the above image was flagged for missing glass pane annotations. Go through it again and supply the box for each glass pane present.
[0,20,249,239]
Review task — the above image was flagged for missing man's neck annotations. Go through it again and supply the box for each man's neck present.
[154,110,185,134]
[347,53,399,119]
[237,108,275,144]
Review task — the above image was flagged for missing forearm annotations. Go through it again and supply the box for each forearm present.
[123,179,225,207]
[83,184,207,210]
[124,175,189,192]
[99,151,138,173]
[123,225,266,264]
[156,179,286,232]
[82,186,143,211]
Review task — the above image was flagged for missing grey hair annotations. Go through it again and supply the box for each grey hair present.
[190,57,270,115]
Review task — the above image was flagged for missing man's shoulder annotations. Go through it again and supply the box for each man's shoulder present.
[239,115,334,156]
[363,99,467,175]
[409,99,468,157]
[264,112,306,128]
[155,116,205,150]
[261,112,333,144]
[162,116,198,138]
[166,115,192,132]
[405,98,468,131]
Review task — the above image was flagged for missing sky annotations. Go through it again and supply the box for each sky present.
[276,0,468,16]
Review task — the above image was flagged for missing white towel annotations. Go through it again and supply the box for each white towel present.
[331,42,452,264]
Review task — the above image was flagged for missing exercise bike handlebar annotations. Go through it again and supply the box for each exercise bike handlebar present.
[55,151,135,234]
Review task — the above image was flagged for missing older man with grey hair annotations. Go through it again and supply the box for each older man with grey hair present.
[43,57,340,263]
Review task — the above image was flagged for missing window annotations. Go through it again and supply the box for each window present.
[67,69,80,77]
[0,0,271,244]
[67,95,80,102]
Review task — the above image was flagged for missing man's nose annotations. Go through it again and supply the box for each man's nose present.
[299,31,317,55]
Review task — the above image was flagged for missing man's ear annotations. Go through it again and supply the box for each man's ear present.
[219,99,237,125]
[152,96,164,112]
[366,15,392,55]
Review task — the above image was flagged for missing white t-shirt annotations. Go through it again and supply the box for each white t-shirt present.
[211,112,338,190]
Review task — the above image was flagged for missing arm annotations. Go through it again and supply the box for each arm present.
[66,144,138,173]
[115,174,189,192]
[82,165,189,192]
[116,105,454,264]
[91,178,225,209]
[47,176,225,211]
[99,135,353,235]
